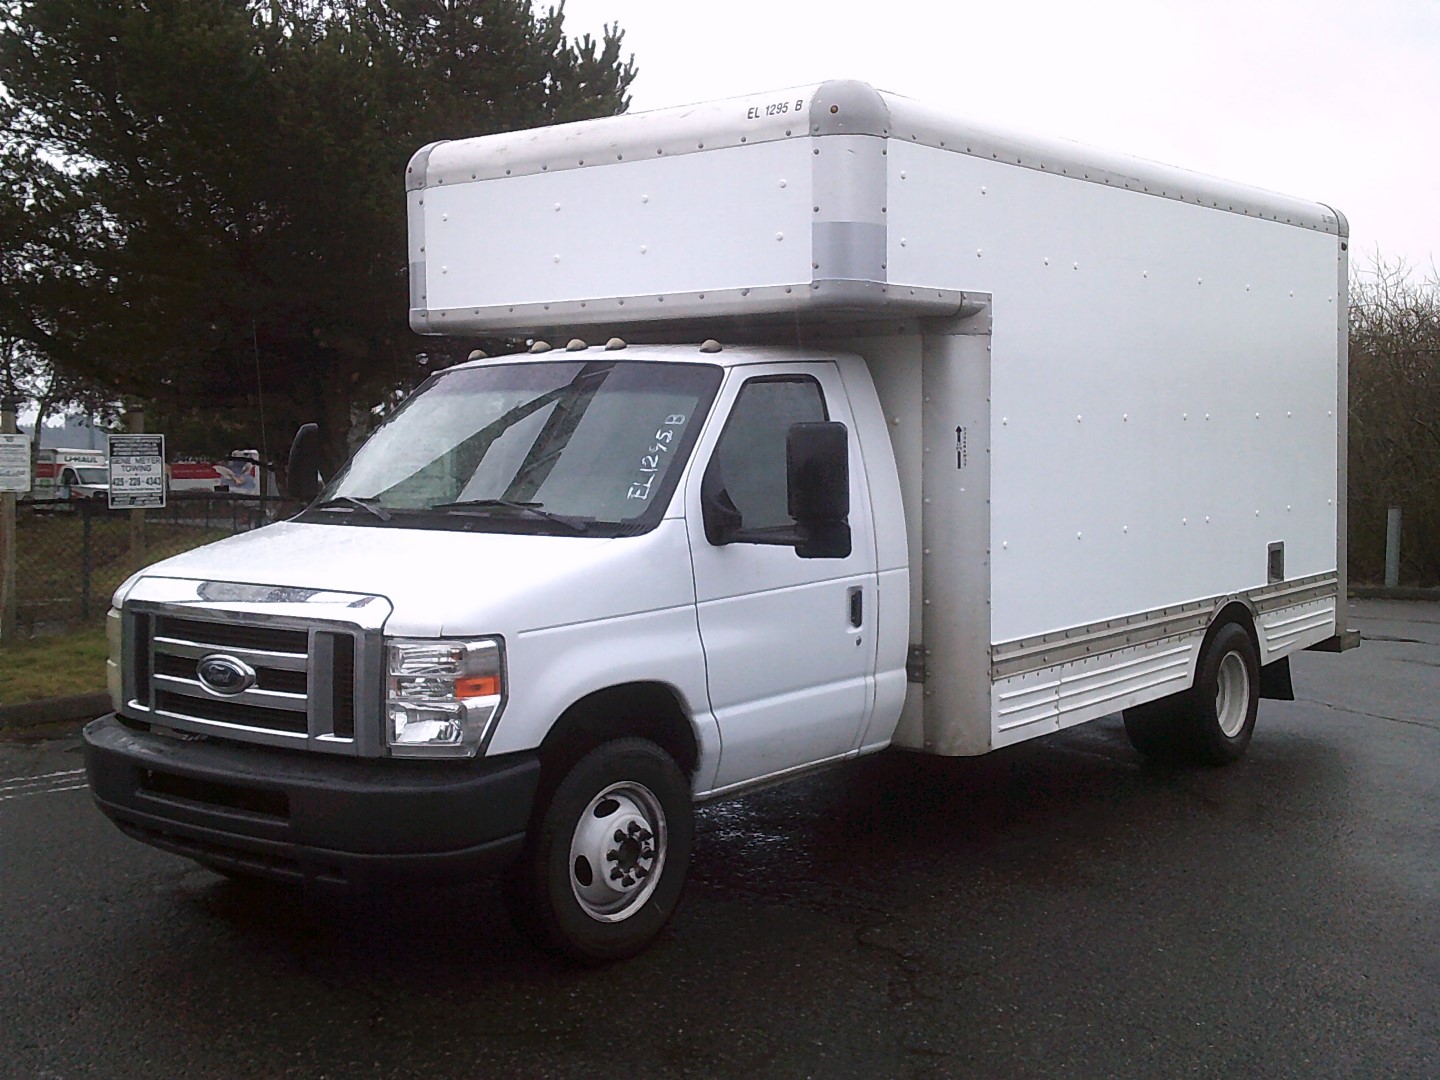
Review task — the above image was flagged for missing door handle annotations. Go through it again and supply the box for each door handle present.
[848,586,863,628]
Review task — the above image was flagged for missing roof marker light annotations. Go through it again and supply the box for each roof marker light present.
[699,340,723,354]
[566,339,587,352]
[605,338,627,351]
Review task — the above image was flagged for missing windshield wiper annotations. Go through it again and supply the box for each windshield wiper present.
[429,498,589,533]
[314,496,392,521]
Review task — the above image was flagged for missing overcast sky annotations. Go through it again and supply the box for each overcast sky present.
[557,0,1438,279]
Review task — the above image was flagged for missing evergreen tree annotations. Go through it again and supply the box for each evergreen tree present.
[0,0,635,464]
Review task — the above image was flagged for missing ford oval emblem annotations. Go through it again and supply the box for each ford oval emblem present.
[196,654,256,697]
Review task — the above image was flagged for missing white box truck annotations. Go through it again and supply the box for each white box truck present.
[85,81,1355,961]
[33,447,110,502]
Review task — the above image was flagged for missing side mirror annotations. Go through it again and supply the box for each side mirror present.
[787,421,851,559]
[287,423,323,502]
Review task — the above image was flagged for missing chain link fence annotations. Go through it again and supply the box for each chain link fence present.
[9,493,300,636]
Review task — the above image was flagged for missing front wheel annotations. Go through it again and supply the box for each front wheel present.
[505,738,693,963]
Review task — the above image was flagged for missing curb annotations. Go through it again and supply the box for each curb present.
[0,692,108,734]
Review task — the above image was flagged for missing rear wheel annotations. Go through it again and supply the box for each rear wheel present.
[505,737,692,963]
[1123,621,1260,766]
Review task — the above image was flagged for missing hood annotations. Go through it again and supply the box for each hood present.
[125,518,697,638]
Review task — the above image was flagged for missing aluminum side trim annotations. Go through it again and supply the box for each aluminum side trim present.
[990,573,1338,680]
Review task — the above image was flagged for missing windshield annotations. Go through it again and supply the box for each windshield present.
[311,358,722,536]
[73,468,108,485]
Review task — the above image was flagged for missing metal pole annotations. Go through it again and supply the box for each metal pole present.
[126,402,145,569]
[1384,507,1402,588]
[1,394,19,641]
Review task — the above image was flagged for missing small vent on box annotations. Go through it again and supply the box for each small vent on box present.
[1267,541,1285,584]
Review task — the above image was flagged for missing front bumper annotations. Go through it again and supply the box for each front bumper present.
[84,714,539,886]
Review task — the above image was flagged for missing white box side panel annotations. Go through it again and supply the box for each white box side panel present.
[420,141,817,312]
[887,143,1341,644]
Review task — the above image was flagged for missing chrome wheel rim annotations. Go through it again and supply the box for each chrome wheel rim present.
[1215,651,1251,738]
[568,781,667,923]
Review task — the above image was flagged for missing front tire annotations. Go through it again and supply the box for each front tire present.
[1123,621,1260,766]
[506,738,692,963]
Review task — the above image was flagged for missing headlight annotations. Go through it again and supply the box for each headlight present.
[385,637,505,758]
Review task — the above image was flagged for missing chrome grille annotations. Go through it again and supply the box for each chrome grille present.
[125,609,372,755]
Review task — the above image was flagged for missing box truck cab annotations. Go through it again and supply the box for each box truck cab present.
[84,81,1354,962]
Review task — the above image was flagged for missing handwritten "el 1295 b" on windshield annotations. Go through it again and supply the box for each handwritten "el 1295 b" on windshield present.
[626,415,688,502]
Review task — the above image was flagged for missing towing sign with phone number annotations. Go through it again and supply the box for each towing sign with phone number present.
[108,433,167,509]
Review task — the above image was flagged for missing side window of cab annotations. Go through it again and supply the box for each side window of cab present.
[702,375,826,544]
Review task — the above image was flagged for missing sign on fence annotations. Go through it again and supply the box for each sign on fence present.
[108,433,166,509]
[0,434,29,493]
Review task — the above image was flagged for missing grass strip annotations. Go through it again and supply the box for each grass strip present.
[0,625,109,705]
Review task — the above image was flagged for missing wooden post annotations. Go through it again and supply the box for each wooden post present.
[1,394,19,641]
[126,401,146,569]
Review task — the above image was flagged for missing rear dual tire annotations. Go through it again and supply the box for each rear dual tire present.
[1123,621,1260,766]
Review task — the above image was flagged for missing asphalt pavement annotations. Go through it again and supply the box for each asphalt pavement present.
[1,599,1436,1079]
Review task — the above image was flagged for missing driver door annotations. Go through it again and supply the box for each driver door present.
[686,363,878,791]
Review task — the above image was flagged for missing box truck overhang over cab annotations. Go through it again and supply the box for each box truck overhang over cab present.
[406,81,972,337]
